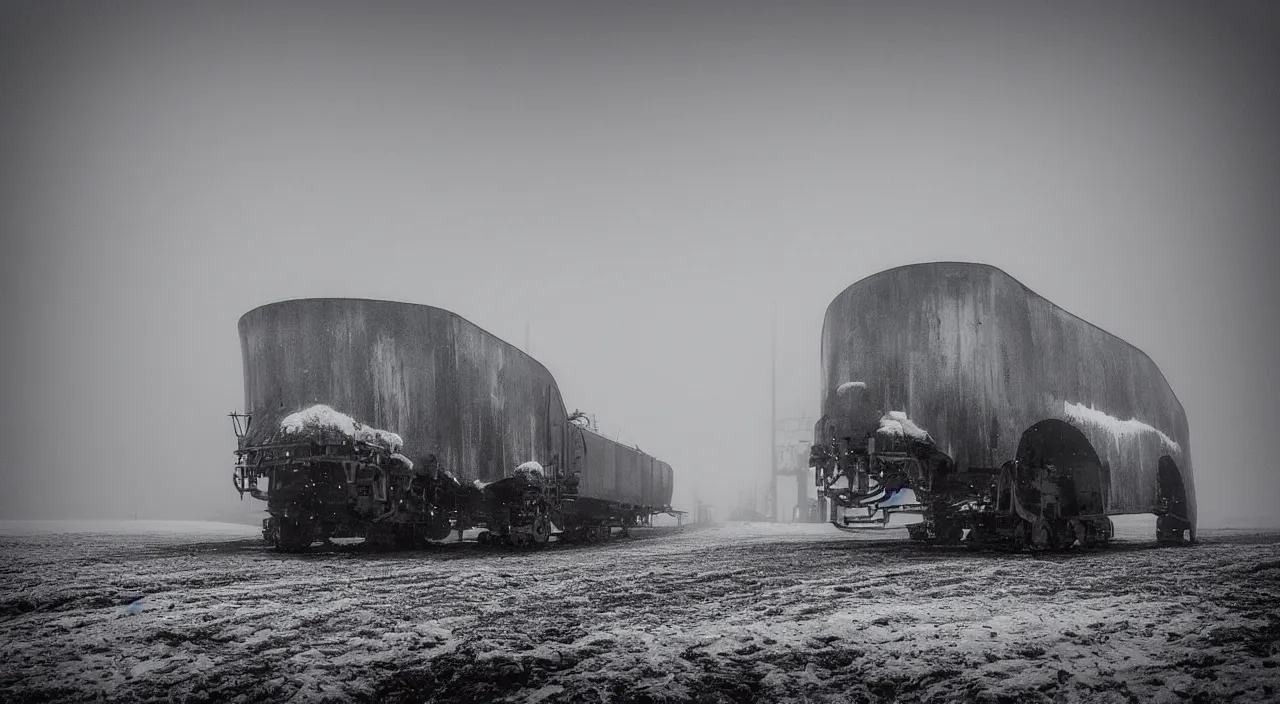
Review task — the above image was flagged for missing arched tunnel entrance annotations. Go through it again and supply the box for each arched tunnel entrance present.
[1016,419,1107,519]
[1156,455,1192,545]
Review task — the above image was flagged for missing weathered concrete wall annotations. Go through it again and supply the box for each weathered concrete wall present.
[238,298,673,509]
[818,263,1195,529]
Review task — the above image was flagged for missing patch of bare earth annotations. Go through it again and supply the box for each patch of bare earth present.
[2,521,1278,703]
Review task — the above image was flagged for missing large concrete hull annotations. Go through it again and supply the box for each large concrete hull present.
[239,298,673,510]
[819,263,1195,530]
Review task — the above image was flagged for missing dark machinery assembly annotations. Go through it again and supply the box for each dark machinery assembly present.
[230,298,675,552]
[810,263,1195,551]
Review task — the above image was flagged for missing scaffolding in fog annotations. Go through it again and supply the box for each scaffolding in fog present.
[773,415,821,522]
[765,320,821,522]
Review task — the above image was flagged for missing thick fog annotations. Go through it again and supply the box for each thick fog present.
[1,1,1277,527]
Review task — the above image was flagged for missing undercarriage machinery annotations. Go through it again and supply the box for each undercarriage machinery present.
[231,409,667,553]
[810,419,1157,552]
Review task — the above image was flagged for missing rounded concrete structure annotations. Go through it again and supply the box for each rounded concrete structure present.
[239,298,673,512]
[817,262,1195,537]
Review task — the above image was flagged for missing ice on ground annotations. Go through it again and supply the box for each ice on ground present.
[279,404,404,452]
[836,381,867,395]
[877,410,931,441]
[1063,401,1181,454]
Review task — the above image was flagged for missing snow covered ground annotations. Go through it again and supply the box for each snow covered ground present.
[0,520,262,538]
[2,517,1278,703]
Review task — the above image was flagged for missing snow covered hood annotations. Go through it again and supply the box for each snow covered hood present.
[274,404,405,452]
[876,411,932,442]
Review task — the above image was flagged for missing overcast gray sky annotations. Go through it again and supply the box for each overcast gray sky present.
[2,1,1277,527]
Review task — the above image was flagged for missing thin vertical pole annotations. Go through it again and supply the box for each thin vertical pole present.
[770,319,777,521]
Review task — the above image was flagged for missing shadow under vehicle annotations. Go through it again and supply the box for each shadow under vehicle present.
[810,262,1195,552]
[229,298,675,552]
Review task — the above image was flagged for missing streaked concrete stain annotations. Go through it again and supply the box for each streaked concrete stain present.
[818,262,1194,529]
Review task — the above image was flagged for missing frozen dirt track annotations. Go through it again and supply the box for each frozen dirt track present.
[2,520,1279,704]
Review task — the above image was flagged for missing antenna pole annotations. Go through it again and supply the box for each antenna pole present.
[770,319,777,521]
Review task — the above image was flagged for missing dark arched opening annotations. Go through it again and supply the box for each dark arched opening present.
[1016,419,1107,519]
[1156,456,1188,519]
[1156,455,1191,544]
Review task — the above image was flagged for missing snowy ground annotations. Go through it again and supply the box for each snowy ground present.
[2,517,1278,703]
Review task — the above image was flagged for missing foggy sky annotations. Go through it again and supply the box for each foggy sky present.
[2,1,1277,526]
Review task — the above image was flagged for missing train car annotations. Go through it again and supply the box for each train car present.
[810,262,1195,550]
[229,298,675,551]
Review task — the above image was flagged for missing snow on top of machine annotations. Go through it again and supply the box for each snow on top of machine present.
[876,411,931,442]
[514,461,545,482]
[281,404,357,436]
[836,381,867,395]
[279,404,404,452]
[1063,401,1181,454]
[389,453,414,470]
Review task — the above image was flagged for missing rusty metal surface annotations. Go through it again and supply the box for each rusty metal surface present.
[817,263,1195,529]
[239,298,673,510]
[572,428,674,509]
[658,461,674,508]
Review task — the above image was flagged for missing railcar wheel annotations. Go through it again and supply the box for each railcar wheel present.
[262,519,279,546]
[396,528,418,551]
[937,522,964,545]
[530,515,552,545]
[365,525,398,552]
[964,524,983,550]
[1029,519,1053,553]
[1068,518,1088,548]
[1156,515,1189,545]
[424,510,453,542]
[1094,517,1113,546]
[275,519,313,553]
[1010,522,1029,553]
